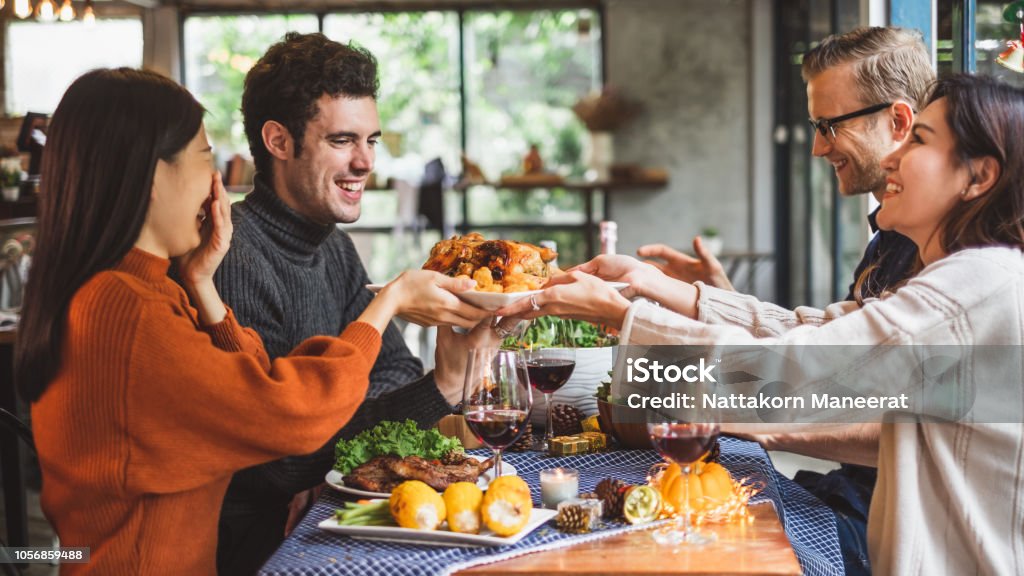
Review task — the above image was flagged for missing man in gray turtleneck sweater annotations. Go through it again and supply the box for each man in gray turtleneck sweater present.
[211,33,493,575]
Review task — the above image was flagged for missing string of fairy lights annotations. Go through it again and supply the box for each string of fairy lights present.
[5,0,96,24]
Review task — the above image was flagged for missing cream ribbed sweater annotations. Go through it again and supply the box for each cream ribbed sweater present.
[620,246,1024,575]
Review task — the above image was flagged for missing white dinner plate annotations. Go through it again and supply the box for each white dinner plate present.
[366,281,628,312]
[325,455,516,499]
[318,506,557,547]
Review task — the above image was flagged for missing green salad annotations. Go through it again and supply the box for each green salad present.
[502,316,619,349]
[333,419,463,474]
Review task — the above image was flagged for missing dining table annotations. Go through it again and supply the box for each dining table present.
[258,436,844,576]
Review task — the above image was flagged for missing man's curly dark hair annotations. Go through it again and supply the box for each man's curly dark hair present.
[242,32,379,179]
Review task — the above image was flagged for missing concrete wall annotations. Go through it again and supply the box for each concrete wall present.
[605,0,760,261]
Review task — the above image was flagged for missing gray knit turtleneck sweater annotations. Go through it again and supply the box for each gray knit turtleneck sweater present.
[213,177,451,508]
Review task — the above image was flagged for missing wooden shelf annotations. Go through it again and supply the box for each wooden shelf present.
[341,176,669,259]
[455,177,668,258]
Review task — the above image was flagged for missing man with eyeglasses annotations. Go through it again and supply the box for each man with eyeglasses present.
[639,27,934,576]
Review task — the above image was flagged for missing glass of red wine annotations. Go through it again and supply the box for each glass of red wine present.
[647,406,720,546]
[521,318,576,450]
[462,349,533,479]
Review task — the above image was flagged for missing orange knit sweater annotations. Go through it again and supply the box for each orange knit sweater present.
[31,248,382,575]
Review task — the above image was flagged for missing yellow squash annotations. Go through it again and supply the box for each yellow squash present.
[481,476,533,536]
[390,480,446,530]
[443,482,484,534]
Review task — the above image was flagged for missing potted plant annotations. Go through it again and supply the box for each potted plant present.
[701,227,723,257]
[1,158,21,202]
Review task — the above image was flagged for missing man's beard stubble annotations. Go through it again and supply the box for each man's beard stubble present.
[841,153,888,197]
[837,122,889,198]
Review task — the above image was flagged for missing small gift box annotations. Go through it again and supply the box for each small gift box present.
[578,431,608,451]
[548,436,590,456]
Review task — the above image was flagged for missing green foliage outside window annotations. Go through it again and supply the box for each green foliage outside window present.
[183,9,601,282]
[183,15,319,162]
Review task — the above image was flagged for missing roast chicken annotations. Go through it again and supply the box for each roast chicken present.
[422,232,558,292]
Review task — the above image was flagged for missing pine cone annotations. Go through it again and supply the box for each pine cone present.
[595,478,632,520]
[551,404,585,437]
[556,504,591,534]
[506,423,533,453]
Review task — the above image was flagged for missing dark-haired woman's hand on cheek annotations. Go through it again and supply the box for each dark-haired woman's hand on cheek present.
[176,172,232,325]
[178,171,233,287]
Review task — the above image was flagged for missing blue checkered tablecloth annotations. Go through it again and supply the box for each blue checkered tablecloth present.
[259,437,843,576]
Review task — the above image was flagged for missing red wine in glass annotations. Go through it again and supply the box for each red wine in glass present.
[647,421,720,546]
[462,349,533,478]
[526,358,577,394]
[465,409,530,448]
[649,423,719,464]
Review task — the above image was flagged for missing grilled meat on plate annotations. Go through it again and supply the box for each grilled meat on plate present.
[343,452,495,492]
[387,454,496,491]
[344,456,404,493]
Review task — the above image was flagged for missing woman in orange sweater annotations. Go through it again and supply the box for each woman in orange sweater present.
[14,68,489,575]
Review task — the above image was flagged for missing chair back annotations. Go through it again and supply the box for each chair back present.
[0,407,34,454]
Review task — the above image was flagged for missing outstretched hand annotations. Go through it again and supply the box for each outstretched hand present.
[637,236,734,291]
[494,270,631,329]
[562,254,663,300]
[382,271,492,330]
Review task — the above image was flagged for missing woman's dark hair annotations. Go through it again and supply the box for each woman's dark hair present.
[854,74,1024,304]
[15,68,204,401]
[242,32,379,180]
[932,74,1024,254]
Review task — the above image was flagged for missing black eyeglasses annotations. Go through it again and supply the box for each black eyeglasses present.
[808,102,892,141]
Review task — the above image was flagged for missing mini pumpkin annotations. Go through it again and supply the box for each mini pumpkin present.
[662,461,733,512]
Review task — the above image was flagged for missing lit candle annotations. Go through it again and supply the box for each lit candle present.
[540,468,579,508]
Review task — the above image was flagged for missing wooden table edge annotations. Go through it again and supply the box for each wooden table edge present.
[455,501,801,576]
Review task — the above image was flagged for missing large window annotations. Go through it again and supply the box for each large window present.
[183,14,320,167]
[464,10,599,181]
[6,18,143,114]
[182,7,602,279]
[462,9,601,269]
[323,12,461,181]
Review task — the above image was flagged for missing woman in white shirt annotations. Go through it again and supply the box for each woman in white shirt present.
[498,74,1024,575]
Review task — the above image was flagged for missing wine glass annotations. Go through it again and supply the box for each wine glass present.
[521,318,576,450]
[647,403,720,546]
[462,348,533,479]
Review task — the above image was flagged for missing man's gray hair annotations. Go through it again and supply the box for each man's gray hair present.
[802,27,935,111]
